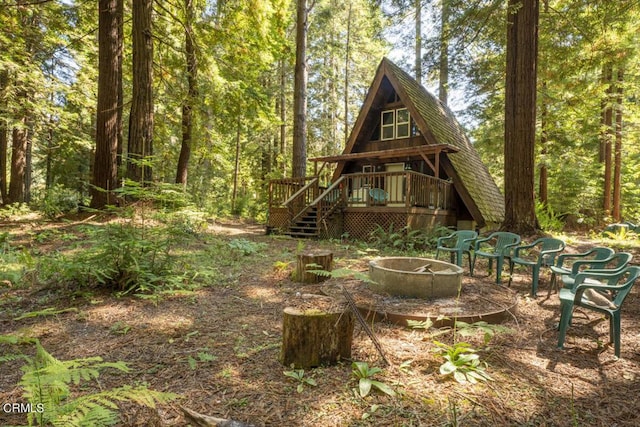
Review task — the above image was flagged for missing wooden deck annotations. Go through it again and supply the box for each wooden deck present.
[267,171,455,238]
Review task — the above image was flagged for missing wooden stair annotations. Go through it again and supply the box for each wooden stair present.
[286,207,319,238]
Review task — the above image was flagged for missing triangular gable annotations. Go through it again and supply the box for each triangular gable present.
[335,57,504,226]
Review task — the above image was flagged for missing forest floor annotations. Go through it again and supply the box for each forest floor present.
[2,215,640,426]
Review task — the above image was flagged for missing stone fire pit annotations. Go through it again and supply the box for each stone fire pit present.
[368,257,463,299]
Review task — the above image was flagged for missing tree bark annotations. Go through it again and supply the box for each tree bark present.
[281,296,353,369]
[8,121,27,204]
[438,0,449,104]
[292,0,308,178]
[295,250,333,283]
[612,67,623,222]
[127,0,154,185]
[415,0,422,85]
[176,0,197,186]
[91,0,122,208]
[0,70,7,204]
[539,82,548,206]
[601,63,613,217]
[503,0,539,234]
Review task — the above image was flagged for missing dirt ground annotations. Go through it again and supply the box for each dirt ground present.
[1,219,640,426]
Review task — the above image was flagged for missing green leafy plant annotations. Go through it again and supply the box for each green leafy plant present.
[432,340,492,384]
[1,335,176,426]
[351,361,396,398]
[187,351,217,370]
[536,200,566,232]
[228,238,266,256]
[13,307,79,321]
[454,321,512,346]
[283,368,317,393]
[368,223,450,252]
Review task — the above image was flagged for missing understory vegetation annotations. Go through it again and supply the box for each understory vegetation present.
[2,204,640,425]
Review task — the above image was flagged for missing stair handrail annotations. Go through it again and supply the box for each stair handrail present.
[282,176,319,207]
[284,177,319,226]
[313,176,346,225]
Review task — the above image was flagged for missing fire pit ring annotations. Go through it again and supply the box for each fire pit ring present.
[368,257,463,299]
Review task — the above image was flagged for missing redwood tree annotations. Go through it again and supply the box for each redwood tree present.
[503,0,539,234]
[292,0,308,178]
[91,0,122,208]
[175,0,198,186]
[127,0,154,184]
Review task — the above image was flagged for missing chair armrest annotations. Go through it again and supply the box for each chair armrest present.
[555,249,598,267]
[436,234,455,247]
[570,257,614,274]
[513,242,536,257]
[473,236,492,250]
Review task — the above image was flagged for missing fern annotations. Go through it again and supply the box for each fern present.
[3,336,177,427]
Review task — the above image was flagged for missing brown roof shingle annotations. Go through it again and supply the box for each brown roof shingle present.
[382,58,505,224]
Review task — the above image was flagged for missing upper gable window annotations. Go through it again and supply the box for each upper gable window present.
[381,108,410,140]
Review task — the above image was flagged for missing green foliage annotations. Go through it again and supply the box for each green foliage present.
[536,201,566,232]
[13,307,78,321]
[454,321,512,346]
[1,336,176,427]
[33,185,83,220]
[351,361,396,398]
[432,341,493,385]
[368,224,450,252]
[37,221,188,294]
[227,238,266,256]
[283,368,317,393]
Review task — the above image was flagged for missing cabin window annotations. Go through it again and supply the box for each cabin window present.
[381,111,395,140]
[380,108,410,140]
[396,108,410,138]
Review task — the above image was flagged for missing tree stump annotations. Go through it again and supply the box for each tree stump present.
[295,250,333,283]
[280,295,353,369]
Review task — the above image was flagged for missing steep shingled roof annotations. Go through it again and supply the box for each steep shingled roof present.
[379,58,504,225]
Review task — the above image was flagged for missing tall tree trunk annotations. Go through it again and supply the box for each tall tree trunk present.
[116,0,123,169]
[600,63,613,217]
[232,119,241,213]
[438,0,449,104]
[415,0,422,85]
[127,0,154,184]
[91,0,122,208]
[292,0,308,178]
[538,81,548,206]
[8,121,27,204]
[503,0,539,234]
[612,67,623,221]
[344,1,352,145]
[176,0,198,185]
[279,58,287,177]
[0,70,7,204]
[0,121,6,205]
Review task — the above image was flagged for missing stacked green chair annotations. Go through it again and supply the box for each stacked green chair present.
[557,266,640,358]
[470,232,521,284]
[435,230,478,269]
[548,247,615,296]
[560,252,633,290]
[508,237,566,296]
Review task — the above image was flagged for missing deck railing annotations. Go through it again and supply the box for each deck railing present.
[343,171,452,209]
[267,171,453,232]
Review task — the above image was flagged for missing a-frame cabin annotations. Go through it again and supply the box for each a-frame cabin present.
[267,58,504,239]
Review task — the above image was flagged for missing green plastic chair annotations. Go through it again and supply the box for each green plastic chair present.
[508,237,566,296]
[435,230,478,269]
[548,247,615,296]
[470,232,521,284]
[557,266,640,358]
[560,252,633,290]
[368,188,388,205]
